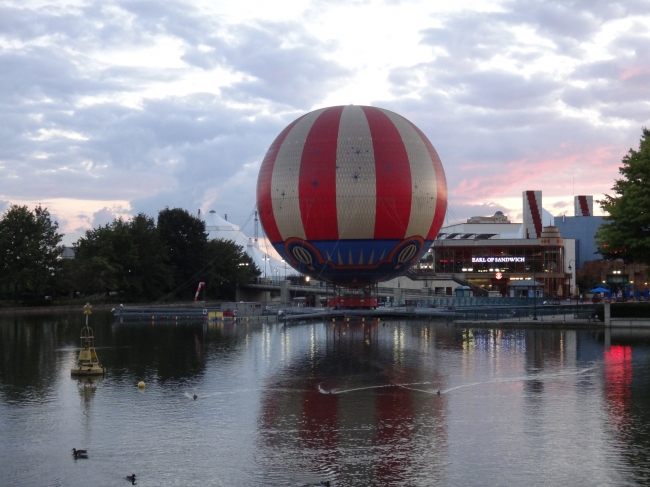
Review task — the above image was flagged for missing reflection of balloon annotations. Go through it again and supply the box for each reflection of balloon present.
[256,105,447,286]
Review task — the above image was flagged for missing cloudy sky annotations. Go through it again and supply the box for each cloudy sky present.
[1,0,649,244]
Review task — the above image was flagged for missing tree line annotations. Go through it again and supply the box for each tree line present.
[0,206,260,303]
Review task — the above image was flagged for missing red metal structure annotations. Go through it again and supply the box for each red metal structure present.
[327,296,378,309]
[193,282,205,301]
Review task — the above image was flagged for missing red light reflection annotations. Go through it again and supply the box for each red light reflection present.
[604,345,632,433]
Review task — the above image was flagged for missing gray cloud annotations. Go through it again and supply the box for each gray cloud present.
[0,1,350,234]
[1,0,649,244]
[563,31,650,112]
[420,12,517,61]
[503,0,650,54]
[441,70,560,110]
[380,0,650,208]
[92,207,120,227]
[213,23,350,109]
[552,200,570,209]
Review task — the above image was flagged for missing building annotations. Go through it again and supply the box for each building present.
[466,211,510,224]
[432,223,574,297]
[555,196,605,269]
[62,246,75,259]
[203,211,288,281]
[427,191,603,297]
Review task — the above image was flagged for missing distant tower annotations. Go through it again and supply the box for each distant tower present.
[574,195,593,216]
[522,190,543,239]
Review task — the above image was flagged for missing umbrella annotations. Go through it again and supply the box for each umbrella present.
[590,287,611,296]
[557,284,563,296]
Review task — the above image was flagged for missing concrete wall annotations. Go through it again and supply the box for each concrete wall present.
[235,287,270,303]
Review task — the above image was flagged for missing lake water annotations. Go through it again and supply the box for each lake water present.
[2,312,650,486]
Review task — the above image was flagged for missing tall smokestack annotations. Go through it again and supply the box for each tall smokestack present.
[574,195,593,216]
[522,190,543,239]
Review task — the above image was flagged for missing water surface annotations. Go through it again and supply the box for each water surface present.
[1,312,650,486]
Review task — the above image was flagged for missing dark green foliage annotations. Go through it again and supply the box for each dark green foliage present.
[0,203,261,303]
[74,214,172,301]
[157,208,209,299]
[50,256,118,298]
[0,205,63,298]
[201,239,259,300]
[596,128,650,265]
[70,208,260,302]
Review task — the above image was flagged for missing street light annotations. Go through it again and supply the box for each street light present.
[525,262,538,321]
[568,259,577,317]
[262,255,269,278]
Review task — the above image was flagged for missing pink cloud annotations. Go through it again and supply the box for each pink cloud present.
[449,144,624,206]
[620,65,650,81]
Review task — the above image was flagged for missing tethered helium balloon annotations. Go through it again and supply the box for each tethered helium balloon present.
[256,105,447,287]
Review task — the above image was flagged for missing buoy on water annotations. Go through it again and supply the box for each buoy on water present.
[138,381,145,389]
[70,304,106,376]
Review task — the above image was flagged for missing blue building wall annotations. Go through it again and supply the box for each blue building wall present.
[555,216,605,269]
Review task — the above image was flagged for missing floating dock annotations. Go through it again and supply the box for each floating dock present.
[112,303,603,327]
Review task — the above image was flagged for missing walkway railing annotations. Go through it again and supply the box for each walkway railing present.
[454,304,601,322]
[395,297,538,307]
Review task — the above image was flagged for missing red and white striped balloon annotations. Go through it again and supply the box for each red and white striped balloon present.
[256,105,447,286]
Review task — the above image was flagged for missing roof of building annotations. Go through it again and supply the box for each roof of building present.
[204,213,288,278]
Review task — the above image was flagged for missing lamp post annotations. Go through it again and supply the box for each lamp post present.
[568,259,576,317]
[526,262,538,321]
[263,255,269,278]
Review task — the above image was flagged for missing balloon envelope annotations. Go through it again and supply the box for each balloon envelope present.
[256,105,447,286]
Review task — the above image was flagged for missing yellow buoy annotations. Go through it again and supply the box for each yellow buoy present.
[71,304,106,376]
[138,381,145,389]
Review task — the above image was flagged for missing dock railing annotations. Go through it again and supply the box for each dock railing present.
[454,304,602,323]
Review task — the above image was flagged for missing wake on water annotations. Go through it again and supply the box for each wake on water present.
[182,366,597,400]
[318,365,596,396]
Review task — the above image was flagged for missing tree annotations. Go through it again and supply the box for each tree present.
[596,128,650,266]
[157,208,209,299]
[201,239,260,300]
[75,256,120,295]
[74,214,172,300]
[577,260,610,293]
[0,205,63,298]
